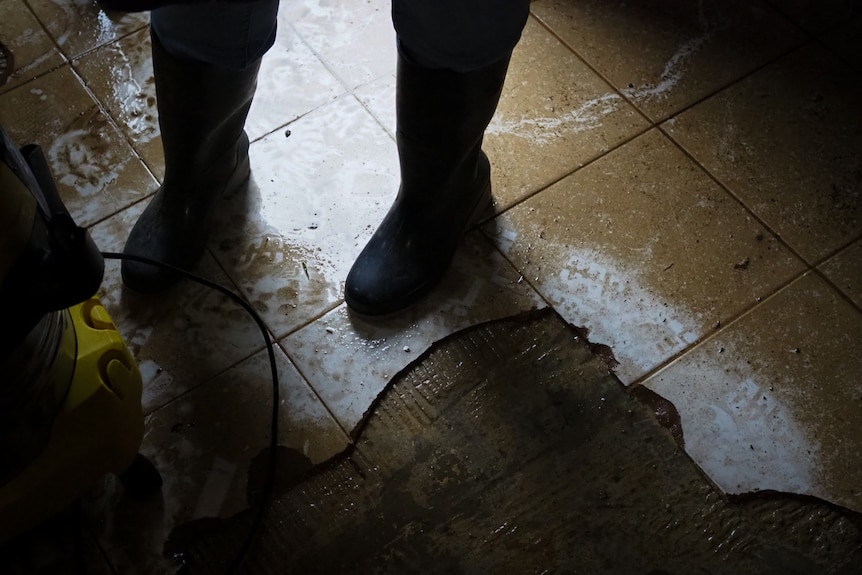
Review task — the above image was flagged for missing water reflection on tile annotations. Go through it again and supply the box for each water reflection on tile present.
[89,202,269,414]
[485,17,650,209]
[487,129,805,384]
[0,65,153,227]
[86,346,349,574]
[283,233,546,432]
[75,28,162,174]
[281,0,396,89]
[245,10,345,142]
[0,0,66,95]
[28,0,149,60]
[665,44,862,263]
[531,0,805,122]
[642,272,862,512]
[354,72,396,139]
[210,94,400,339]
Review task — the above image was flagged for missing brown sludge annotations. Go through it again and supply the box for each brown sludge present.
[167,308,862,574]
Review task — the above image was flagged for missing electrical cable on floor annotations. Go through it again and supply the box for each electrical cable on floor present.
[101,252,280,575]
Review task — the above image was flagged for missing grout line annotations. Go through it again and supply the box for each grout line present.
[485,123,653,221]
[627,269,814,389]
[527,11,654,128]
[273,334,357,441]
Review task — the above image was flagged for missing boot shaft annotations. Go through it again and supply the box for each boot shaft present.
[395,49,511,201]
[150,28,260,182]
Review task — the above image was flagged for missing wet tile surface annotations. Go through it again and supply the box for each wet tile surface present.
[0,64,154,227]
[89,203,269,414]
[665,43,862,263]
[820,239,862,308]
[0,0,66,95]
[27,0,149,61]
[2,0,862,571]
[642,272,862,511]
[209,93,401,339]
[487,128,805,384]
[73,28,164,175]
[74,27,162,174]
[283,233,546,432]
[485,17,650,209]
[245,12,345,142]
[282,0,396,90]
[531,0,805,122]
[85,346,349,574]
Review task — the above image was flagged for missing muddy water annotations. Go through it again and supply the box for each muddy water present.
[165,309,862,574]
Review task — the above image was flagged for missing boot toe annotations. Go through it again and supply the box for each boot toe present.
[120,194,208,293]
[345,259,430,316]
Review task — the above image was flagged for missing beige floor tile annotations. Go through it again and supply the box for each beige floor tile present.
[281,0,396,90]
[27,0,149,61]
[74,28,162,174]
[0,65,154,227]
[487,128,806,384]
[485,16,650,208]
[531,0,805,122]
[210,94,401,339]
[74,10,348,181]
[245,7,346,142]
[283,232,546,432]
[89,203,269,414]
[354,72,396,139]
[85,346,349,574]
[665,43,862,263]
[0,0,66,95]
[642,272,862,513]
[820,238,862,308]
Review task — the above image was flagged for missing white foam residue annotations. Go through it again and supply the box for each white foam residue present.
[660,364,820,497]
[488,93,623,145]
[503,226,822,498]
[540,245,699,383]
[623,35,710,102]
[48,129,120,197]
[110,45,156,143]
[622,0,726,103]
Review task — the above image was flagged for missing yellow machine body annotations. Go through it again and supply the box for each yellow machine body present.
[0,297,143,542]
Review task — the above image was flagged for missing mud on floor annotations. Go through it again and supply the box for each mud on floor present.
[166,309,862,573]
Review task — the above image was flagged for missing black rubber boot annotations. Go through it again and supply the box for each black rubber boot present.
[121,30,260,293]
[344,49,511,316]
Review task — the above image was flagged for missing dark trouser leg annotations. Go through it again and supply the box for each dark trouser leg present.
[344,0,530,315]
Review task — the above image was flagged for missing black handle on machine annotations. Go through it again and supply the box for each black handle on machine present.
[0,125,104,353]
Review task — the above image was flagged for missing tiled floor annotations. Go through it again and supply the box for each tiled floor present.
[1,0,861,572]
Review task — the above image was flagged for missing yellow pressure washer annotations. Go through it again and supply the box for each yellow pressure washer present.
[0,124,160,543]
